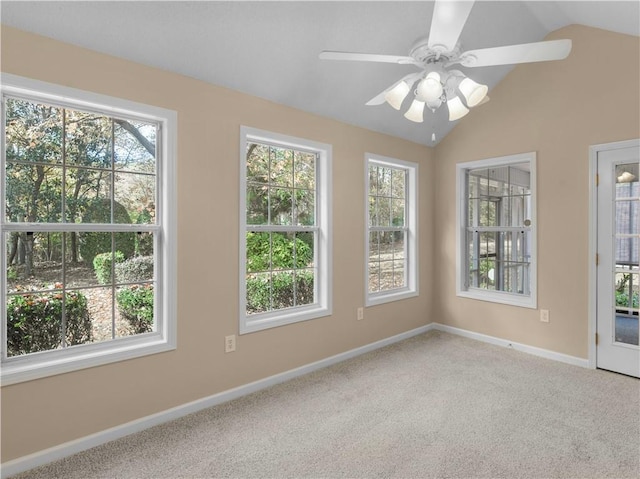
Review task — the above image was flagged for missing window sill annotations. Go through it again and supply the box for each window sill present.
[457,289,537,309]
[1,335,176,386]
[240,305,332,334]
[366,288,418,307]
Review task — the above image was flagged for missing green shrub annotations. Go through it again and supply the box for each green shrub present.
[246,232,313,272]
[7,289,92,357]
[616,290,640,310]
[115,256,154,283]
[117,284,154,334]
[246,271,314,314]
[79,199,135,266]
[93,251,125,284]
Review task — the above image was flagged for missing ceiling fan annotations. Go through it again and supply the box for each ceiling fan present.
[319,0,572,137]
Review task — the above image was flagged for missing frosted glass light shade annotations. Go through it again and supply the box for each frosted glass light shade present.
[384,81,411,110]
[404,99,425,123]
[416,72,443,102]
[448,96,469,121]
[459,77,488,107]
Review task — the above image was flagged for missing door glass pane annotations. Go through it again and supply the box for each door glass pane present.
[614,162,639,346]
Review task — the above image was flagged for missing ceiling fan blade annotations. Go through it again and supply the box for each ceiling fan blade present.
[365,72,423,106]
[458,39,572,67]
[428,1,476,52]
[319,51,419,65]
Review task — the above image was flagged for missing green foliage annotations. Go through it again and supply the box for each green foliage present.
[616,290,640,310]
[7,266,18,280]
[117,284,154,334]
[115,256,154,283]
[93,251,125,284]
[246,271,314,314]
[246,232,313,273]
[79,199,136,266]
[7,289,92,357]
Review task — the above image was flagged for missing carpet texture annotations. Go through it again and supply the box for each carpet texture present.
[12,331,640,478]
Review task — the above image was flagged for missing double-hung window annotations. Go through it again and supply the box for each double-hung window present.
[1,74,176,385]
[239,127,331,333]
[366,154,418,306]
[457,152,536,308]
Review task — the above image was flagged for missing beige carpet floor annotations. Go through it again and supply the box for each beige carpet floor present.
[12,331,640,478]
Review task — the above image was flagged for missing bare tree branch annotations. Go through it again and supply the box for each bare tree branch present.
[114,119,155,156]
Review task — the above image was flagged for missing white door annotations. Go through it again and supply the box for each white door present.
[596,143,639,377]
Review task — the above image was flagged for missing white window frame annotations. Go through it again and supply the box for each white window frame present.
[0,74,177,385]
[456,152,537,309]
[365,154,418,307]
[239,126,332,334]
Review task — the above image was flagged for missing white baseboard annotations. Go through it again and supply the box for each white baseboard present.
[1,325,431,478]
[430,323,590,368]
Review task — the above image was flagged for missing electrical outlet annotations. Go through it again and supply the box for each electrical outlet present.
[357,307,364,321]
[540,309,550,323]
[225,335,236,353]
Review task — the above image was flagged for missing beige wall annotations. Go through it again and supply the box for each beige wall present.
[434,25,640,358]
[0,26,434,462]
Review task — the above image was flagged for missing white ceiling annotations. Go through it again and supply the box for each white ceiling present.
[2,1,638,146]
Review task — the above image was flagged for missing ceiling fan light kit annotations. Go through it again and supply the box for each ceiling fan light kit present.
[384,81,411,110]
[320,0,571,139]
[404,99,426,123]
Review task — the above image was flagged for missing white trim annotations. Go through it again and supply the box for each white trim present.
[239,126,332,334]
[431,323,589,368]
[364,153,419,307]
[455,151,537,309]
[0,325,430,478]
[0,74,177,385]
[588,139,640,370]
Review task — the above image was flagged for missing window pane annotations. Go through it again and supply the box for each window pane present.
[378,197,391,227]
[246,272,271,314]
[5,97,63,164]
[615,163,639,199]
[114,120,156,172]
[116,235,153,283]
[5,232,63,290]
[246,183,268,225]
[269,187,293,225]
[295,269,315,306]
[246,232,271,273]
[392,169,405,199]
[272,233,295,270]
[246,143,270,184]
[368,165,378,195]
[5,163,63,223]
[393,260,405,288]
[6,290,64,357]
[615,200,639,236]
[378,167,392,197]
[272,271,295,310]
[271,147,294,187]
[75,231,113,284]
[116,283,154,337]
[65,110,111,168]
[368,196,378,227]
[294,151,315,190]
[392,199,405,227]
[114,172,156,224]
[294,232,314,269]
[379,260,394,291]
[295,189,315,226]
[368,263,380,293]
[392,232,405,261]
[65,168,112,223]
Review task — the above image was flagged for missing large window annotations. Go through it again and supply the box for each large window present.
[1,74,176,385]
[366,154,418,306]
[457,152,536,308]
[239,127,331,333]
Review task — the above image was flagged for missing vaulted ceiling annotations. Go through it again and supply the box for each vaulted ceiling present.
[2,1,639,146]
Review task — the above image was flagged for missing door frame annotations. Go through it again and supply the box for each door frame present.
[588,138,640,370]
